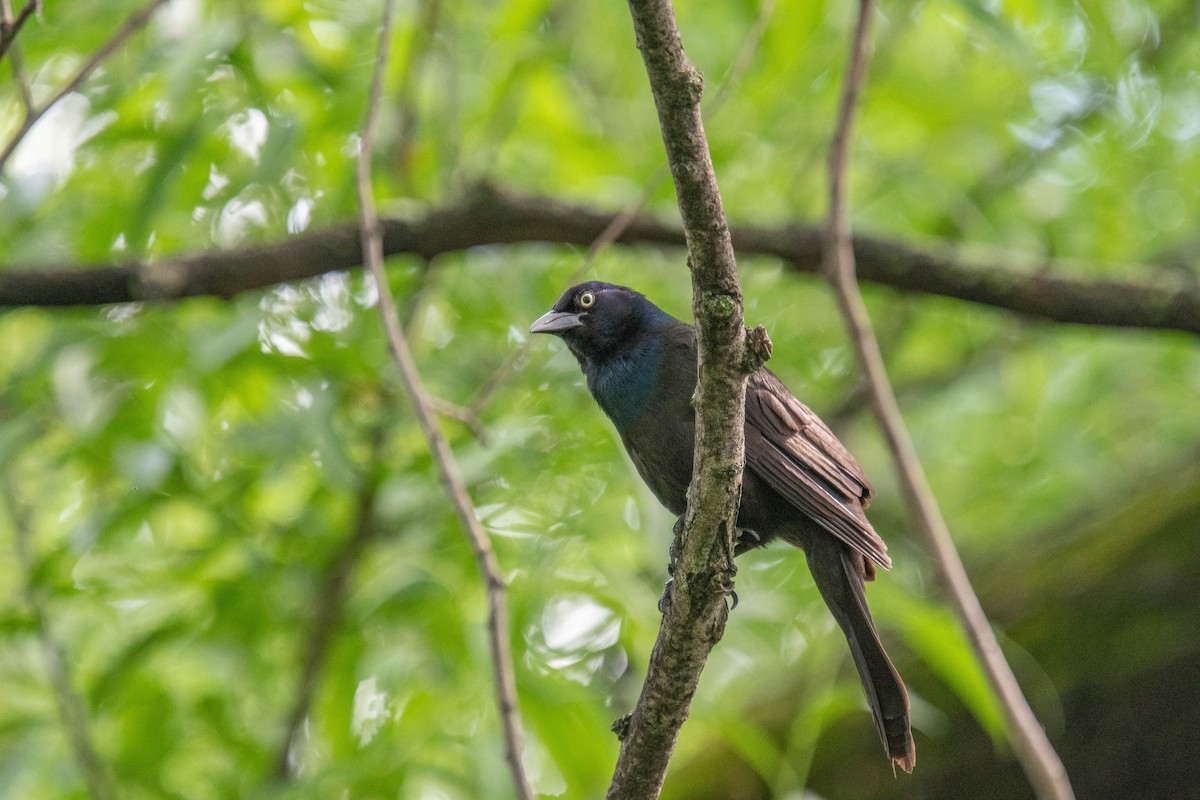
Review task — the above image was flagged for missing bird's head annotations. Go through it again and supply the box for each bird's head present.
[529,281,668,365]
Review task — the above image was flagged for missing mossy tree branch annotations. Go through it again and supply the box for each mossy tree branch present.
[607,1,763,798]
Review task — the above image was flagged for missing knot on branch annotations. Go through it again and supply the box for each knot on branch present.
[708,553,737,595]
[137,261,188,300]
[741,324,772,373]
[659,61,704,108]
[681,65,704,105]
[611,713,633,741]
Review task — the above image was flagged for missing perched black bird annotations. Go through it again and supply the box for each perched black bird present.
[531,281,915,773]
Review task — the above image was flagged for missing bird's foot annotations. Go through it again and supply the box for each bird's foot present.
[734,527,761,556]
[716,568,739,611]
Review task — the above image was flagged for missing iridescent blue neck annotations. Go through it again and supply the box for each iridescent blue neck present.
[584,324,666,431]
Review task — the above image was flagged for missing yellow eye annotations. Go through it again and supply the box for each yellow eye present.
[578,290,596,309]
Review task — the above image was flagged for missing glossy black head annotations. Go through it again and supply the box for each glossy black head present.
[530,281,673,365]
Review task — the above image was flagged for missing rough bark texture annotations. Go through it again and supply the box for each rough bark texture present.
[2,187,1196,337]
[606,1,751,798]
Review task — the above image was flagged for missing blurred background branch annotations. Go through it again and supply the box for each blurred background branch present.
[2,186,1197,336]
[271,426,386,781]
[820,1,1073,796]
[0,0,34,114]
[0,0,38,65]
[354,2,533,798]
[0,0,167,174]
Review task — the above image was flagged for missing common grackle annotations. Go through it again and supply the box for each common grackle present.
[531,281,915,773]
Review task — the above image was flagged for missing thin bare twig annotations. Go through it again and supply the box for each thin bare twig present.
[428,396,489,444]
[0,0,36,62]
[0,0,168,176]
[392,260,490,438]
[0,0,35,112]
[821,2,1075,799]
[354,4,533,799]
[0,478,115,800]
[271,429,385,781]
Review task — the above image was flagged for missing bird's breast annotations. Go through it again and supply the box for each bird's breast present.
[622,427,694,516]
[584,338,665,432]
[584,324,700,515]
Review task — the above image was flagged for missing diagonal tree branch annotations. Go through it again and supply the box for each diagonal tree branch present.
[0,0,168,176]
[0,0,37,64]
[607,0,769,797]
[0,0,35,113]
[821,2,1074,798]
[2,187,1196,336]
[353,4,533,799]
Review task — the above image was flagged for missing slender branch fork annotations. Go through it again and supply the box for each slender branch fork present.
[0,0,38,63]
[2,0,42,114]
[353,4,534,799]
[0,0,169,176]
[821,3,1076,799]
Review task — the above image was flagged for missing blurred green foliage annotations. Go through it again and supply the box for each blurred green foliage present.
[2,0,1199,798]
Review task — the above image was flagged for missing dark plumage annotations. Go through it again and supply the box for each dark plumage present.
[531,281,915,773]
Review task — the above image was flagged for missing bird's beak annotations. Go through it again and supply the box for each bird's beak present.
[529,310,584,335]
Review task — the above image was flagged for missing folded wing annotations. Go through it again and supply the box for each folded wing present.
[744,369,891,570]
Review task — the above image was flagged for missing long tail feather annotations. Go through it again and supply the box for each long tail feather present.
[807,536,916,773]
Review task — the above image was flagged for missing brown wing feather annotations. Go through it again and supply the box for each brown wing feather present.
[744,369,891,570]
